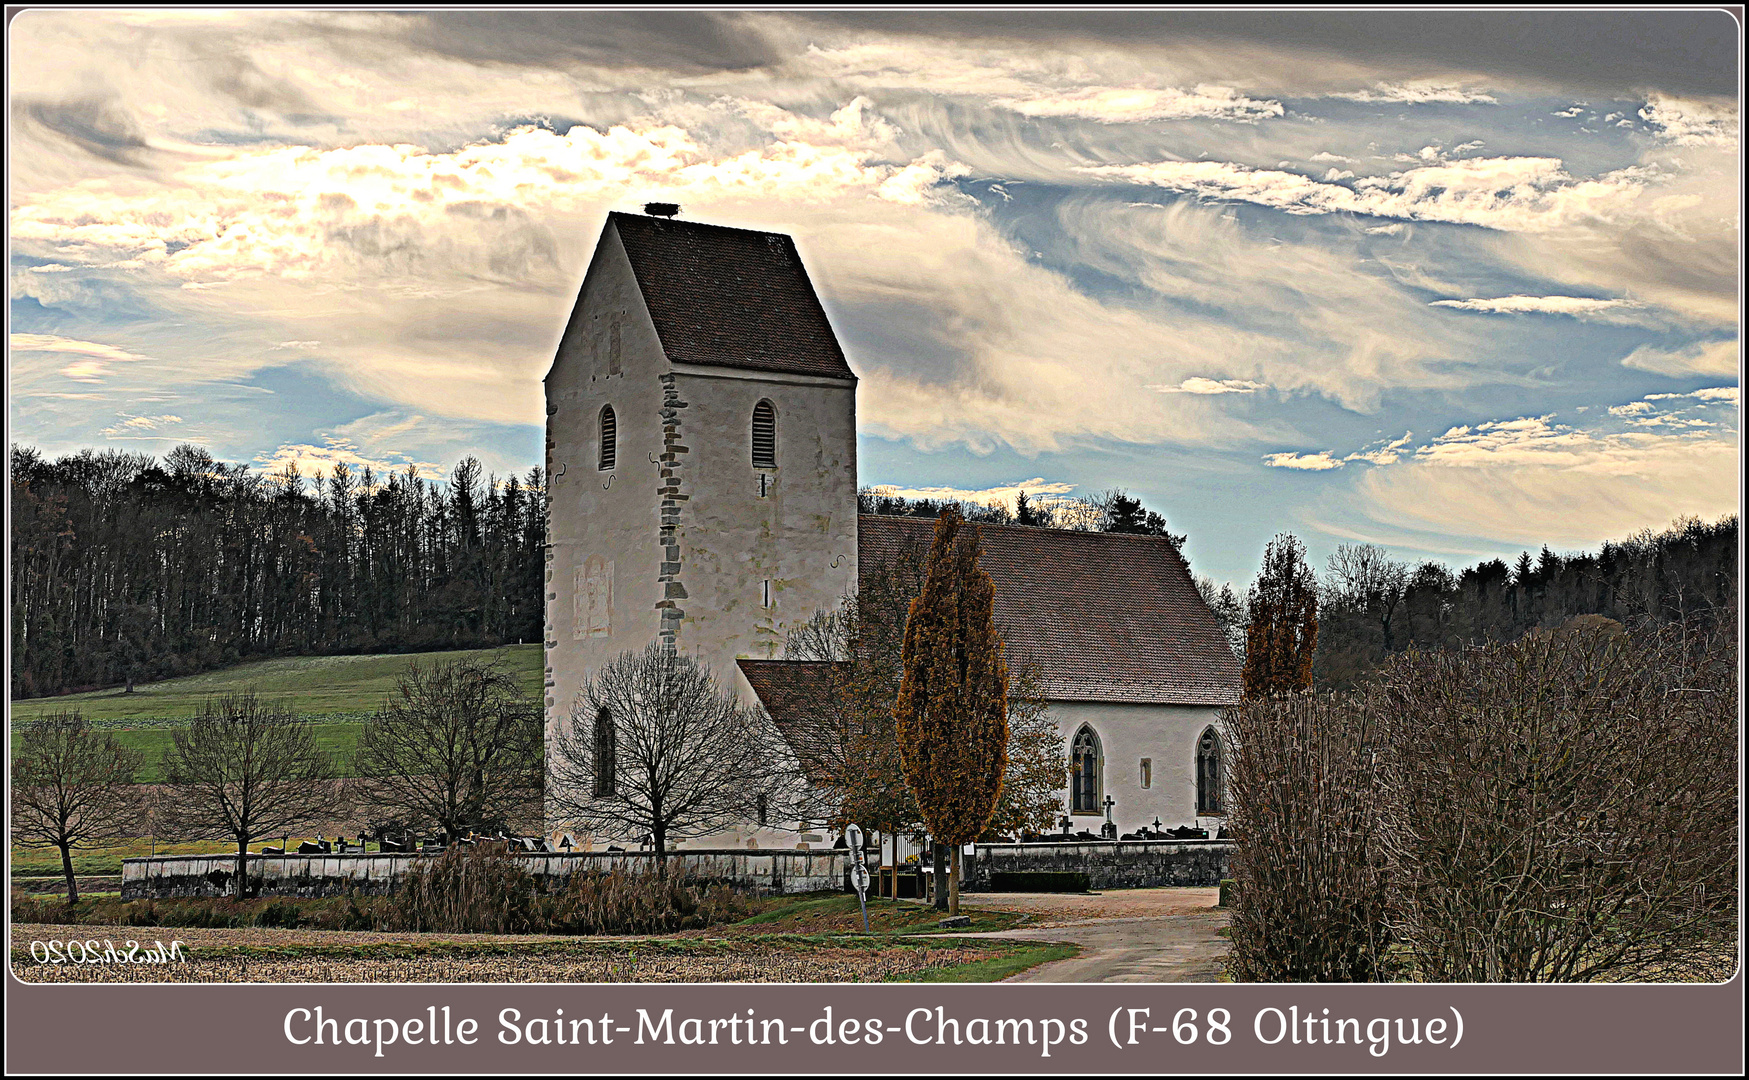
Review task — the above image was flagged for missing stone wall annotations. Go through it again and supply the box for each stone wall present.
[965,840,1232,891]
[121,849,849,900]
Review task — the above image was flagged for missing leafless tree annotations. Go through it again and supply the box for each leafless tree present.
[157,692,349,897]
[1224,691,1391,981]
[1373,615,1737,982]
[11,711,145,902]
[354,656,543,842]
[549,643,807,867]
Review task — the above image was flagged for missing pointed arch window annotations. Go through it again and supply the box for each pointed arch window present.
[751,400,777,468]
[593,707,616,797]
[598,405,617,471]
[1071,726,1102,814]
[1197,726,1224,815]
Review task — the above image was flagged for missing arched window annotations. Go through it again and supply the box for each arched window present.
[751,400,777,468]
[1197,726,1223,815]
[592,707,616,797]
[1071,726,1101,814]
[598,405,617,471]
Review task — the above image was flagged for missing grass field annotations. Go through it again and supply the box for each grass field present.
[11,839,235,879]
[9,644,544,724]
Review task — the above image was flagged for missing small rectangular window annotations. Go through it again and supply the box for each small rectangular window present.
[762,580,771,608]
[1140,758,1152,789]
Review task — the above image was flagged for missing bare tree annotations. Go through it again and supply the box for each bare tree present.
[354,656,543,842]
[11,711,144,902]
[1224,692,1391,982]
[1373,616,1738,982]
[157,692,349,897]
[549,643,806,868]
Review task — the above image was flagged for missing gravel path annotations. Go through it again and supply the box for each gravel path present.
[951,888,1230,982]
[955,887,1220,925]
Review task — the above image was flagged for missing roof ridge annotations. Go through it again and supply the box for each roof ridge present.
[609,210,797,241]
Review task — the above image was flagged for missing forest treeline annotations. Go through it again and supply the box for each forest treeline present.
[10,453,1736,700]
[10,444,546,699]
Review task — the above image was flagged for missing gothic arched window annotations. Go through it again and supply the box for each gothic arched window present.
[751,400,777,468]
[1071,726,1102,814]
[593,707,616,797]
[1197,726,1223,815]
[598,405,617,471]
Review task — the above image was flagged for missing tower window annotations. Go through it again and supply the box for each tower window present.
[598,405,617,471]
[762,580,772,608]
[1140,758,1152,789]
[751,400,777,468]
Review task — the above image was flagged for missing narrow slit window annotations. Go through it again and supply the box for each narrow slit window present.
[598,405,617,471]
[1140,758,1152,789]
[751,400,777,468]
[593,708,616,797]
[762,580,772,608]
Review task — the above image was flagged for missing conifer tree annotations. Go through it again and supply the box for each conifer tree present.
[894,507,1009,914]
[1242,533,1319,698]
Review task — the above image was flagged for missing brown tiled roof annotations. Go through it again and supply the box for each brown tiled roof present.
[856,516,1243,706]
[610,212,855,381]
[737,659,845,784]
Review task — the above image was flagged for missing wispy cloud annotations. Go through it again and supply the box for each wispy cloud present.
[1324,83,1497,104]
[1638,94,1739,147]
[1429,294,1640,318]
[97,413,184,438]
[994,85,1284,124]
[865,477,1075,513]
[1149,377,1266,394]
[1264,450,1344,471]
[1079,155,1650,233]
[1345,431,1414,465]
[1358,405,1738,547]
[254,436,442,481]
[10,333,148,383]
[1620,339,1738,377]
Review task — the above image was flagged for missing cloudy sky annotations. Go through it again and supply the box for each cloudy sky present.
[8,11,1740,586]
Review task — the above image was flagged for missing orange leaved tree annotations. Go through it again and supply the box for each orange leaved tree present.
[894,507,1009,914]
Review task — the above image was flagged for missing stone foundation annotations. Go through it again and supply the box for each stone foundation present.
[966,840,1232,891]
[120,849,849,900]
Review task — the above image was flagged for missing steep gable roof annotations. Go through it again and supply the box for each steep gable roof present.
[737,659,844,785]
[609,212,855,381]
[857,515,1243,706]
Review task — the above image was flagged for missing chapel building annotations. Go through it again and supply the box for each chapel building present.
[544,209,1242,850]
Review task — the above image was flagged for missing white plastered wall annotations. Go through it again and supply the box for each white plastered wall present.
[1045,701,1229,836]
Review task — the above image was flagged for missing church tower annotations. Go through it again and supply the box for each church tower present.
[542,210,860,836]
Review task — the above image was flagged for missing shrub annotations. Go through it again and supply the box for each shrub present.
[1224,614,1737,983]
[1224,691,1390,982]
[379,848,751,936]
[1373,617,1737,982]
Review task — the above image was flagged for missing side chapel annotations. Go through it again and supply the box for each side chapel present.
[543,209,1243,850]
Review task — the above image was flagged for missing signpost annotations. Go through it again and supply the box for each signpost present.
[845,823,870,933]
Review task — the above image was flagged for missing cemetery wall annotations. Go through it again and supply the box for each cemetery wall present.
[120,849,850,899]
[965,840,1232,891]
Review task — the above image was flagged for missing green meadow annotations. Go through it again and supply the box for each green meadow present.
[10,644,545,782]
[9,644,544,725]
